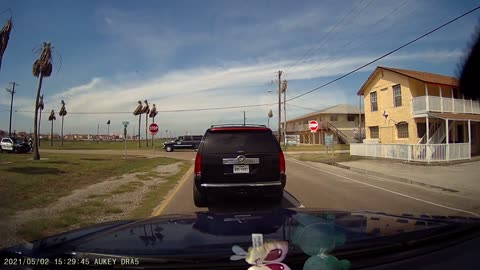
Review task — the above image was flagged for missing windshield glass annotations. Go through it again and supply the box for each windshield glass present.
[1,1,480,268]
[202,130,280,154]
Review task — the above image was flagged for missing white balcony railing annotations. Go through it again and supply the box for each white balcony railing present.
[350,143,470,162]
[412,96,480,115]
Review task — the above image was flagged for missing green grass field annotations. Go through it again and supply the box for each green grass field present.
[39,139,171,150]
[282,144,350,152]
[15,159,191,241]
[293,152,363,163]
[0,152,178,217]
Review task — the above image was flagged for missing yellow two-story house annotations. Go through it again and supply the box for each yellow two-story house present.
[354,66,480,162]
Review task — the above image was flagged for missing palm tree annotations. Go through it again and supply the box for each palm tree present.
[107,120,110,144]
[59,100,67,146]
[48,110,56,146]
[143,100,150,147]
[32,42,53,160]
[38,94,44,146]
[0,18,12,77]
[133,100,143,148]
[149,104,158,146]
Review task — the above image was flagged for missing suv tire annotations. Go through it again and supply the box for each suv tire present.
[193,186,208,207]
[165,146,174,152]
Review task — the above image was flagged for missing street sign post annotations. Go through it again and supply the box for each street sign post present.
[309,120,319,133]
[122,121,129,159]
[149,123,159,158]
[325,133,334,156]
[149,123,159,135]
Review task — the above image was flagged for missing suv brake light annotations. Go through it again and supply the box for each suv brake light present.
[279,152,285,174]
[194,152,202,176]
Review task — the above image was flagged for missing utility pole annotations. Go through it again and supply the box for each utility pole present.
[282,80,287,146]
[6,82,18,137]
[359,95,362,143]
[278,70,282,144]
[97,123,100,143]
[242,111,246,126]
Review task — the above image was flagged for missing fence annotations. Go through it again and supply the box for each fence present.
[412,96,480,114]
[350,143,470,162]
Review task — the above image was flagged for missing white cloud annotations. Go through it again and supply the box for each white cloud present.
[11,49,463,134]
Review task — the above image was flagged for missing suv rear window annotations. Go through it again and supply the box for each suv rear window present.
[202,130,280,154]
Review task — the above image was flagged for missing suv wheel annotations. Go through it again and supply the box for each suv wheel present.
[193,186,208,207]
[165,146,173,152]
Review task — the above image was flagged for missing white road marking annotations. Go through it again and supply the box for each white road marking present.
[287,158,480,217]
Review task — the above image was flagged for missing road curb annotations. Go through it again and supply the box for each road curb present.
[328,162,459,193]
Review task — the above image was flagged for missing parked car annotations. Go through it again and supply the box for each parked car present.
[163,135,203,152]
[193,125,286,207]
[0,137,31,153]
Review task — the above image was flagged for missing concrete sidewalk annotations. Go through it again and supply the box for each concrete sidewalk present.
[337,159,480,200]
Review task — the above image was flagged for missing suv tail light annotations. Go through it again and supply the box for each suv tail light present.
[194,152,202,176]
[279,151,285,174]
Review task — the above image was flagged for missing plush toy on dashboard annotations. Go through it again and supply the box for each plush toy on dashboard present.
[291,213,351,270]
[231,239,290,270]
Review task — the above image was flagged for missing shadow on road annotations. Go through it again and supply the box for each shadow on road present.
[6,167,65,175]
[206,191,302,213]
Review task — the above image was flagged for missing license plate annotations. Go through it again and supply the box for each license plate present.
[233,165,249,174]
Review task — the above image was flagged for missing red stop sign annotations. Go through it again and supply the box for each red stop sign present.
[309,120,319,132]
[149,123,159,135]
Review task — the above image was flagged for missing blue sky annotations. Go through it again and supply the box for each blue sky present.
[0,0,479,137]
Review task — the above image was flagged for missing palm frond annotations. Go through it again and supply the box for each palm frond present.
[0,18,12,58]
[32,42,53,78]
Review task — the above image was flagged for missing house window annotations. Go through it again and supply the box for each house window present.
[347,115,355,121]
[393,84,402,107]
[370,126,379,139]
[397,122,409,139]
[370,92,378,112]
[330,115,337,121]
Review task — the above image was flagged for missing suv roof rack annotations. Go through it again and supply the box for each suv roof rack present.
[210,124,267,128]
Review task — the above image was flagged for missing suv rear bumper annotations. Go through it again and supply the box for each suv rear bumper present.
[194,174,286,198]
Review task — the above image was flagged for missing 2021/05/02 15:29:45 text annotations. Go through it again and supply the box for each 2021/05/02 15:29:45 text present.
[3,257,140,266]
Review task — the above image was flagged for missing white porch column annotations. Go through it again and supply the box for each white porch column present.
[446,119,449,162]
[463,94,466,113]
[451,88,455,112]
[439,86,443,112]
[426,117,430,162]
[468,119,472,160]
[425,84,429,112]
[426,117,430,144]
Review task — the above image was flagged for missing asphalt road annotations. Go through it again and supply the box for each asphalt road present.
[156,155,479,217]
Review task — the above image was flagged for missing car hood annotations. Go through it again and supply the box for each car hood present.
[2,208,479,263]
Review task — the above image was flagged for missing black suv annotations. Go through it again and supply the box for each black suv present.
[193,125,286,207]
[163,135,203,152]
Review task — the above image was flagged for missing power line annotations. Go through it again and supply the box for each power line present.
[282,0,364,75]
[288,103,322,112]
[287,4,480,102]
[285,0,375,78]
[302,0,411,78]
[11,102,278,115]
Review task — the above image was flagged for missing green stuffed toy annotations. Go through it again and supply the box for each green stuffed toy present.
[291,213,351,270]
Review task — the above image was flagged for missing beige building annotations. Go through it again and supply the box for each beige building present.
[283,104,364,144]
[355,66,480,161]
